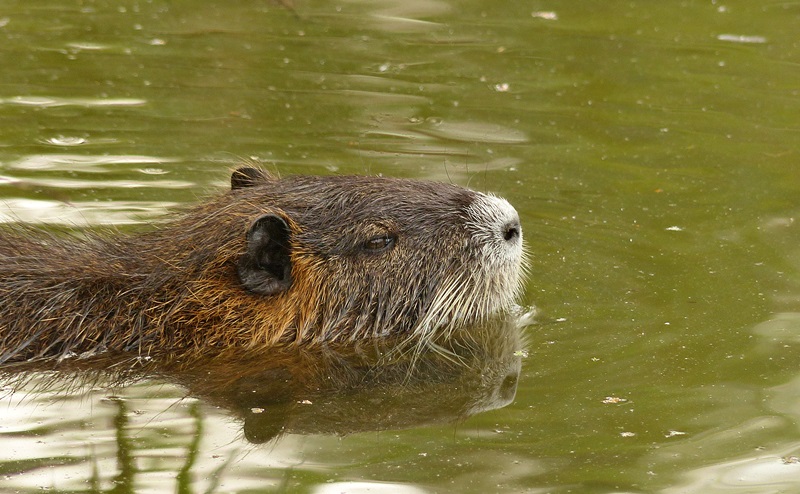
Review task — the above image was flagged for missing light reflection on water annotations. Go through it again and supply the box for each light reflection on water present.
[1,381,304,492]
[0,97,147,108]
[7,154,178,172]
[0,199,179,224]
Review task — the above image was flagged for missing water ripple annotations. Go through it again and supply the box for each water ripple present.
[8,154,178,172]
[1,96,146,108]
[0,199,179,225]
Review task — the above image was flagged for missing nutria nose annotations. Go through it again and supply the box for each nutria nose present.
[465,193,523,261]
[503,219,521,244]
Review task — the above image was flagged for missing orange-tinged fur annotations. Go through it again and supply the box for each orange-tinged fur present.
[0,169,525,364]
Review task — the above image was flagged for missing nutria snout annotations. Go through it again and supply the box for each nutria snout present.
[0,168,525,363]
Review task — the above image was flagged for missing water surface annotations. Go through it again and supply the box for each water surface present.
[1,1,800,492]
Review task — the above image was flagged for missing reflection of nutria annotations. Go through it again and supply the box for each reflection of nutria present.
[199,319,524,443]
[0,167,525,363]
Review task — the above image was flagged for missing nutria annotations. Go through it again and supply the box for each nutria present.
[0,167,525,364]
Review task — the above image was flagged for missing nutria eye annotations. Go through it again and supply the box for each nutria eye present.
[362,234,396,252]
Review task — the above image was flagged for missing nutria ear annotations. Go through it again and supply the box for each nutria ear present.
[237,214,293,295]
[231,167,270,190]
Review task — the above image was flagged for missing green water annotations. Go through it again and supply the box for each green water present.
[1,0,800,492]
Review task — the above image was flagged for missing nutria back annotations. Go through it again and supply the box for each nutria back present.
[0,168,525,363]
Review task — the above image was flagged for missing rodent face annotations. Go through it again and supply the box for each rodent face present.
[230,168,525,344]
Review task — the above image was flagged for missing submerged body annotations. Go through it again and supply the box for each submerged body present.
[0,168,525,363]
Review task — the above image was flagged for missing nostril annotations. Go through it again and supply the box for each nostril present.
[503,221,521,243]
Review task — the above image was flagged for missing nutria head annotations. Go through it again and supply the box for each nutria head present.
[0,167,526,361]
[174,167,525,347]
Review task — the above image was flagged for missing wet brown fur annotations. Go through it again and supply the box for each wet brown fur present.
[0,169,524,364]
